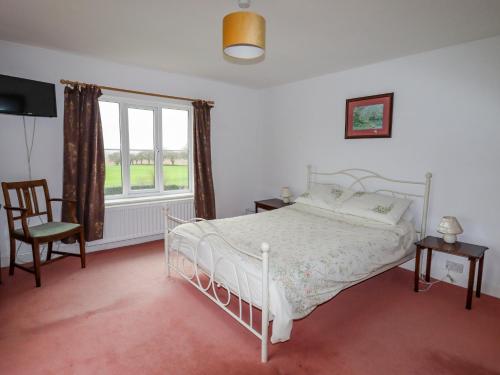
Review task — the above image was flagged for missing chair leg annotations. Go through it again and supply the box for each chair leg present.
[9,238,16,275]
[79,230,86,268]
[32,240,42,287]
[46,242,53,261]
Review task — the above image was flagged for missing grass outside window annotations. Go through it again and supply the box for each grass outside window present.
[105,164,188,195]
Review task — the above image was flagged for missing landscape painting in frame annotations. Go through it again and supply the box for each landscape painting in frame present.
[345,93,393,139]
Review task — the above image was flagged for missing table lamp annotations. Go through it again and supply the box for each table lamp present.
[437,216,463,244]
[281,187,291,203]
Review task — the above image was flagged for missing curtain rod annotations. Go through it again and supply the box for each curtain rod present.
[59,79,214,105]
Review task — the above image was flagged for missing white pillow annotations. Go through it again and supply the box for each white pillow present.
[295,184,355,211]
[335,191,412,225]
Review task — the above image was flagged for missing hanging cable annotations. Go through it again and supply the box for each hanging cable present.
[22,116,36,180]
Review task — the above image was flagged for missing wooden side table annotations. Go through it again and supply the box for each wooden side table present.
[255,198,293,213]
[414,236,488,309]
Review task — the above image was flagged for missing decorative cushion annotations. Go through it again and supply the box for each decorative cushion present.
[335,191,412,225]
[295,183,355,211]
[14,222,80,238]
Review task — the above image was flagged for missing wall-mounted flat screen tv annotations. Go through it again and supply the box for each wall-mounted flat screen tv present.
[0,74,57,117]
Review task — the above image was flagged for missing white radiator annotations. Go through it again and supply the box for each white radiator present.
[100,198,195,244]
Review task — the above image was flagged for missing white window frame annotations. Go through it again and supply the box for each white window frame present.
[100,94,194,204]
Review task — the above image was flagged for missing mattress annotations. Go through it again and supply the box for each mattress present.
[168,202,415,343]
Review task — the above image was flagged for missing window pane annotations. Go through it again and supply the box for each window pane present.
[162,108,189,191]
[99,101,122,195]
[128,108,155,190]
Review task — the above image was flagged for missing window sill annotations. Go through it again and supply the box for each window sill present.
[105,193,194,208]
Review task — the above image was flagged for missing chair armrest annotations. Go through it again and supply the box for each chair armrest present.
[50,198,77,211]
[3,206,30,238]
[50,198,77,203]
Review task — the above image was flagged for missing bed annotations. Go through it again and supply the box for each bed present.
[164,167,432,362]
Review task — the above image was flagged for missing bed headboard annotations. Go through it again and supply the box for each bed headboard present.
[306,165,432,239]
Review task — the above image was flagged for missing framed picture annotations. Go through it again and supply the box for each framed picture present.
[345,92,394,139]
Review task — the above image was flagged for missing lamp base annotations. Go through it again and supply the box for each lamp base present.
[282,197,290,204]
[443,233,457,244]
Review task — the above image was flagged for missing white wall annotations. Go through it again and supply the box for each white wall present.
[260,36,500,298]
[0,40,263,262]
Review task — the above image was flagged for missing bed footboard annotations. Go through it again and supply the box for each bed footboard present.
[163,208,270,363]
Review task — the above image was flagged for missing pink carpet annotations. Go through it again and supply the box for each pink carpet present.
[0,241,499,375]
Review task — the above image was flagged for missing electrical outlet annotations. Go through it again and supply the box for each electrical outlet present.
[446,260,464,274]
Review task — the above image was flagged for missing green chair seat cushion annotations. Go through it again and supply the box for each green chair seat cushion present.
[14,222,80,238]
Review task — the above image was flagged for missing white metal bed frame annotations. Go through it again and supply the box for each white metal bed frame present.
[164,166,432,363]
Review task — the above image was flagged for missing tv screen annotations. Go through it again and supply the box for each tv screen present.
[0,74,57,117]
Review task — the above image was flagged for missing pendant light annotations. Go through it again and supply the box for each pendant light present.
[223,0,266,60]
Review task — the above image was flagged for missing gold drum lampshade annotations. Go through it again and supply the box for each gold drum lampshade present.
[223,11,265,59]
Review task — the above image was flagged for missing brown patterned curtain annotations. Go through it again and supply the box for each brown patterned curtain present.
[192,100,216,219]
[62,85,105,242]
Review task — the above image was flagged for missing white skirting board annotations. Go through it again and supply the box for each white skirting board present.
[1,197,194,265]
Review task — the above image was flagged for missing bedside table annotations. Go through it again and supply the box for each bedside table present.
[414,236,488,309]
[255,198,293,213]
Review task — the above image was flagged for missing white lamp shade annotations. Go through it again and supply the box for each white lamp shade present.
[437,216,463,235]
[281,187,291,198]
[224,45,264,59]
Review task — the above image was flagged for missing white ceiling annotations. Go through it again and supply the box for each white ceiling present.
[1,0,500,88]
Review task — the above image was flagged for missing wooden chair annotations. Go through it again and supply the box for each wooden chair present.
[1,179,85,287]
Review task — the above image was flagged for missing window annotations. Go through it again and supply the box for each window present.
[99,96,193,200]
[101,101,122,195]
